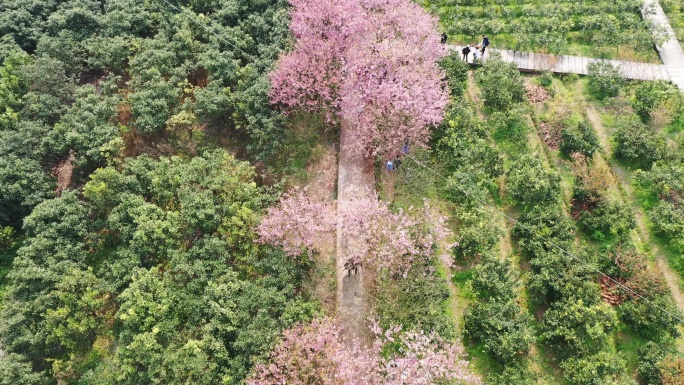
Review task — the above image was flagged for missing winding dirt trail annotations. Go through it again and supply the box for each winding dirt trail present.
[336,121,375,346]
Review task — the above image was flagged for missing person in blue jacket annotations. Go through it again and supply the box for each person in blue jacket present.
[481,35,490,55]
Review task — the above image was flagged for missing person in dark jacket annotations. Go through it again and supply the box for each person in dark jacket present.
[462,45,471,62]
[440,32,448,44]
[481,35,490,54]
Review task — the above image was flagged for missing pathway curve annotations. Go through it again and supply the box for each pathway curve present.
[336,120,375,346]
[643,0,684,89]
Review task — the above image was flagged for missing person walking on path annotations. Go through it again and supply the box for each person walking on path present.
[462,44,471,62]
[472,46,482,61]
[440,32,448,44]
[480,35,490,54]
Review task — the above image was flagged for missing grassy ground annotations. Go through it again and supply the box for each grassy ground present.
[424,0,662,63]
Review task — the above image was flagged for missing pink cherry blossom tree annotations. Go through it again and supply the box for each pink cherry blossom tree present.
[270,0,449,157]
[257,190,454,277]
[339,196,454,278]
[247,317,481,385]
[256,187,336,258]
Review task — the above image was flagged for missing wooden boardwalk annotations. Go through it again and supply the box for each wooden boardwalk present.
[447,45,670,82]
[446,0,684,89]
[643,0,684,90]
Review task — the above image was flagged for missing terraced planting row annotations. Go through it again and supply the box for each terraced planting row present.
[424,0,663,62]
[397,52,684,383]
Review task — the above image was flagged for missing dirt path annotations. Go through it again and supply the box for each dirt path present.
[302,145,339,313]
[586,107,684,313]
[336,121,375,346]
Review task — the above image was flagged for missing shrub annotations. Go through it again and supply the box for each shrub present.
[620,295,682,339]
[561,73,580,83]
[560,120,600,157]
[465,256,533,363]
[475,57,525,111]
[638,342,675,385]
[528,249,600,305]
[376,261,456,340]
[570,155,610,205]
[560,351,625,385]
[507,154,562,208]
[660,356,684,385]
[440,49,469,97]
[488,365,537,385]
[541,300,618,358]
[513,206,575,256]
[613,117,666,168]
[489,107,529,143]
[465,300,533,363]
[632,80,682,124]
[452,209,501,260]
[649,201,684,252]
[587,61,624,100]
[538,72,553,88]
[579,200,636,240]
[437,102,503,179]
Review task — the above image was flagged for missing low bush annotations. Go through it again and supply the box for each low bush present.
[620,295,682,339]
[638,342,671,385]
[632,80,682,124]
[649,201,684,252]
[437,102,504,179]
[475,57,525,111]
[541,300,618,358]
[375,260,456,340]
[464,257,533,363]
[560,120,600,157]
[488,365,538,385]
[489,107,530,143]
[528,249,600,304]
[571,155,611,205]
[513,206,575,256]
[440,50,469,97]
[452,206,501,260]
[538,72,553,88]
[507,154,562,208]
[613,117,666,168]
[579,200,636,241]
[0,226,14,251]
[560,351,625,385]
[587,61,624,100]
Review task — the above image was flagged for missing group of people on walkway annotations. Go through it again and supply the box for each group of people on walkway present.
[462,35,489,62]
[439,32,490,63]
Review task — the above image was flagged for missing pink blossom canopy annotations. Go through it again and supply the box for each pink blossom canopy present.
[270,0,449,157]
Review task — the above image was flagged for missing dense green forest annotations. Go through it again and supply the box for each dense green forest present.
[2,0,684,384]
[0,0,319,383]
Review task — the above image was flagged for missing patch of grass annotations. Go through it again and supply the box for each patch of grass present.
[273,111,332,178]
[532,339,570,385]
[614,325,650,379]
[451,268,473,288]
[464,340,504,380]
